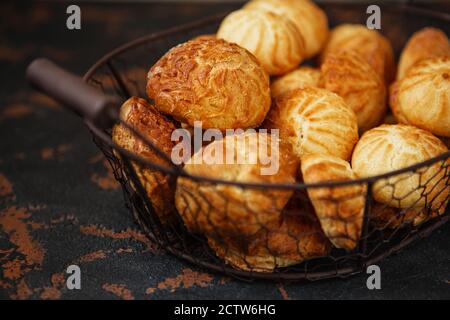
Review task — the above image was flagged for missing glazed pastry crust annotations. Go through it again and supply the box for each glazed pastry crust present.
[320,24,395,84]
[271,66,320,98]
[264,87,359,161]
[147,38,271,130]
[351,124,449,211]
[112,97,178,224]
[217,9,305,75]
[175,132,299,237]
[320,51,387,132]
[391,57,450,137]
[244,0,329,58]
[301,154,365,250]
[397,27,450,80]
[207,211,331,272]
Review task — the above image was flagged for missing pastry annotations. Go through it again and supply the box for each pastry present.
[320,24,395,84]
[271,66,320,98]
[320,51,387,132]
[217,9,305,75]
[244,0,329,58]
[397,27,450,80]
[352,124,449,212]
[112,97,178,224]
[147,37,271,130]
[370,203,440,229]
[301,154,365,250]
[207,210,331,272]
[390,56,450,137]
[263,87,359,161]
[175,132,299,237]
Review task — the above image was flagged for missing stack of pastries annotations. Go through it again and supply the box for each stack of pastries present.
[111,0,450,272]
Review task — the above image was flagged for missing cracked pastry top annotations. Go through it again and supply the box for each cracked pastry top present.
[217,8,305,76]
[146,37,271,130]
[244,0,329,58]
[263,87,359,162]
[351,124,449,211]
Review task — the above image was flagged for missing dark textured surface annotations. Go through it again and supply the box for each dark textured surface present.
[0,1,450,300]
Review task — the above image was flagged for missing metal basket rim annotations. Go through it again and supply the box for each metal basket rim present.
[91,121,450,190]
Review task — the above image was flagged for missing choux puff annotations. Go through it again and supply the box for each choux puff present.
[320,51,387,132]
[112,97,178,224]
[207,209,331,272]
[244,0,329,58]
[370,203,438,229]
[301,154,365,250]
[320,24,395,84]
[147,37,271,130]
[175,132,299,238]
[271,66,320,98]
[390,56,450,137]
[263,87,359,162]
[217,8,305,75]
[352,125,449,216]
[397,27,450,80]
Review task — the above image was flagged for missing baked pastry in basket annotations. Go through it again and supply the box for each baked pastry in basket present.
[263,87,359,161]
[320,24,395,84]
[175,132,299,238]
[397,27,450,80]
[207,210,331,272]
[244,0,329,58]
[146,38,271,130]
[352,124,449,213]
[217,9,305,75]
[271,66,320,98]
[112,97,178,224]
[390,56,450,137]
[301,154,365,250]
[320,51,387,132]
[370,203,440,229]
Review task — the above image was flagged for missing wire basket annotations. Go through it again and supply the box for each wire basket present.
[29,3,450,281]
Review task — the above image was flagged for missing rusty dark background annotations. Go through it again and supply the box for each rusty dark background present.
[1,1,450,300]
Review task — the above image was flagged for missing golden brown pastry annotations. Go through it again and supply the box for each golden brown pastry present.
[217,9,305,75]
[390,57,450,137]
[263,87,359,161]
[320,24,395,84]
[271,66,320,98]
[112,97,178,224]
[320,51,387,132]
[397,27,450,80]
[207,211,331,272]
[352,124,449,213]
[175,132,299,238]
[370,203,440,229]
[301,154,365,250]
[244,0,329,58]
[147,38,270,130]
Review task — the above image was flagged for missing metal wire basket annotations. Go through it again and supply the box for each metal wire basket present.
[27,2,450,281]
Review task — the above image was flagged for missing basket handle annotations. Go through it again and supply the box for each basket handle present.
[26,58,117,129]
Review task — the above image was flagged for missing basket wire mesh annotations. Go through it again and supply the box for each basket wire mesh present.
[82,4,450,281]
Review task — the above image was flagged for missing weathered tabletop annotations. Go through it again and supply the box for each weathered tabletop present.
[0,1,449,300]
